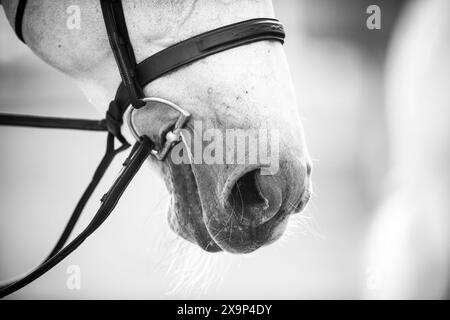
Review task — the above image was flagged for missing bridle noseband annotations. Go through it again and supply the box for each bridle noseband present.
[0,0,285,298]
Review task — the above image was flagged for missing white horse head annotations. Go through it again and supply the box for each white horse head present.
[3,0,312,254]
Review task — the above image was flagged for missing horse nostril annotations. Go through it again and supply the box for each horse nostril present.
[227,170,283,226]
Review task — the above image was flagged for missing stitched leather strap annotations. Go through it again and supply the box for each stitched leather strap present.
[112,18,285,118]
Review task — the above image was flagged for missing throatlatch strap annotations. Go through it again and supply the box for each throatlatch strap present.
[0,137,153,298]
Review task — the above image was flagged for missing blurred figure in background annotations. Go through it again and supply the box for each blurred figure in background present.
[365,0,450,299]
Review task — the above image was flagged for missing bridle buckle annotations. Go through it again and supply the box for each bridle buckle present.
[124,97,191,161]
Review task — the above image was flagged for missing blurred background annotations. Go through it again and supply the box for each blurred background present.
[1,0,448,299]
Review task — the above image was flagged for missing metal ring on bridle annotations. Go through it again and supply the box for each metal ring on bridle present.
[124,97,191,161]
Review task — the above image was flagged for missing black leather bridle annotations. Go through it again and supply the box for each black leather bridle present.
[0,0,285,298]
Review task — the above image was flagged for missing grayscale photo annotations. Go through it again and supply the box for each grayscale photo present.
[0,0,448,303]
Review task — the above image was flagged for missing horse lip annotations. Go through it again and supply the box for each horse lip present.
[165,130,224,252]
[210,207,290,254]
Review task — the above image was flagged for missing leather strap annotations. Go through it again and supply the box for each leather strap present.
[100,0,145,109]
[0,113,107,131]
[134,18,284,87]
[44,132,129,260]
[0,136,153,298]
[14,0,27,43]
[113,18,285,117]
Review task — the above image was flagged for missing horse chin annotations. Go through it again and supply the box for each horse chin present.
[164,161,223,252]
